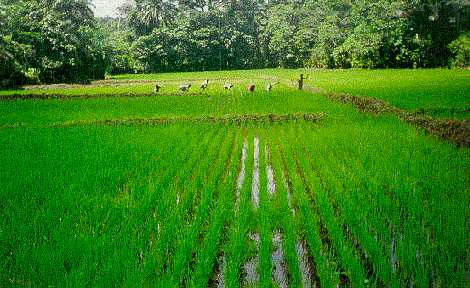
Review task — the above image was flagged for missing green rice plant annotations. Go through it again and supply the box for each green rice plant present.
[265,126,303,287]
[284,125,367,287]
[168,127,236,283]
[1,68,470,287]
[188,127,242,287]
[275,125,339,287]
[256,131,275,287]
[225,128,255,288]
[147,126,227,282]
[0,125,209,286]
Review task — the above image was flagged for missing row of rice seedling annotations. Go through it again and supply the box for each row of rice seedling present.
[291,123,397,286]
[0,124,212,286]
[256,132,276,288]
[274,125,342,288]
[113,126,202,286]
[188,128,243,287]
[145,126,227,284]
[2,120,469,286]
[2,65,469,287]
[224,128,255,287]
[276,121,470,287]
[164,127,237,286]
[284,126,367,286]
[265,128,306,287]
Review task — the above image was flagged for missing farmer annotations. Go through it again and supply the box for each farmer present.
[297,74,308,90]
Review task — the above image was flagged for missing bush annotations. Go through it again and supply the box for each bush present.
[306,46,332,68]
[449,32,470,68]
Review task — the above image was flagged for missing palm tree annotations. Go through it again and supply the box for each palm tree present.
[136,0,177,28]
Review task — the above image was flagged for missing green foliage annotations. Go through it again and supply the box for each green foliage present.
[2,0,470,84]
[449,32,470,68]
[0,35,29,87]
[0,0,109,87]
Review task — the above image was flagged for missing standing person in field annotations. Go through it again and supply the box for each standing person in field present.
[298,74,308,90]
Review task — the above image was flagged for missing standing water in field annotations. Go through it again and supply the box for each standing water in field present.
[390,232,397,274]
[265,146,276,196]
[296,240,316,287]
[236,139,248,209]
[214,255,225,288]
[252,137,260,209]
[243,233,260,287]
[281,170,295,215]
[272,232,288,288]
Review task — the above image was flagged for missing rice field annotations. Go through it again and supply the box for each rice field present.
[1,69,469,287]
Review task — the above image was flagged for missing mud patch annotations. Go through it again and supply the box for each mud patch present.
[252,137,260,209]
[405,115,470,147]
[272,232,288,288]
[265,146,276,196]
[327,92,392,114]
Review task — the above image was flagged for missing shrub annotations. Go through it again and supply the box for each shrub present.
[449,32,470,68]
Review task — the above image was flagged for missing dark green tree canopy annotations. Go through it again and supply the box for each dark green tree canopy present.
[1,0,469,87]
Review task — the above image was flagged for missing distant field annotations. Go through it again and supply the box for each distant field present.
[302,69,470,119]
[1,69,469,119]
[1,70,469,287]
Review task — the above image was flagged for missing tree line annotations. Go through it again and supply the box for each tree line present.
[1,0,469,87]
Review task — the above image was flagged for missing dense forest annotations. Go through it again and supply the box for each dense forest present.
[1,0,470,87]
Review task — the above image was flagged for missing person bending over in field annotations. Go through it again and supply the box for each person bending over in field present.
[265,81,279,92]
[179,83,191,91]
[153,83,161,93]
[201,79,209,90]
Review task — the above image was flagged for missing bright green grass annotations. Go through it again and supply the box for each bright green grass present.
[1,70,469,287]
